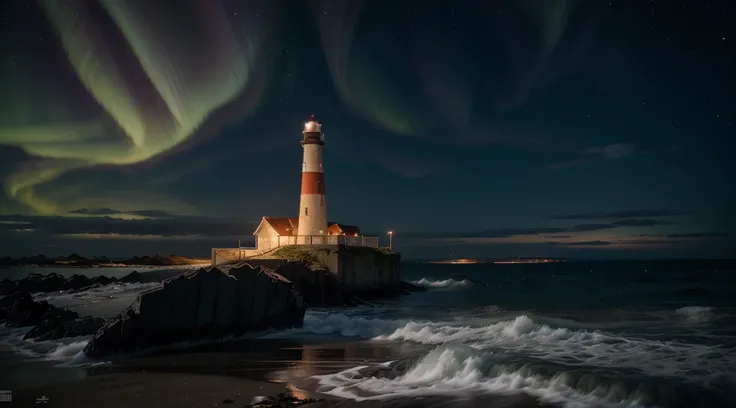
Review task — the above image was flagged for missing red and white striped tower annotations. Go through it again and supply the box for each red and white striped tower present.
[297,114,328,238]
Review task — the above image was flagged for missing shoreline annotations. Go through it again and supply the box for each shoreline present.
[1,262,210,269]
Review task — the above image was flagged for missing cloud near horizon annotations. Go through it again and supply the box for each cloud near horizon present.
[553,209,688,220]
[0,210,730,258]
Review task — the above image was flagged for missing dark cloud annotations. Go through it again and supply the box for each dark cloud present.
[394,223,618,240]
[549,143,636,169]
[583,143,636,160]
[68,208,175,218]
[571,223,617,232]
[553,209,687,220]
[612,219,675,227]
[0,214,257,237]
[126,210,175,218]
[558,240,613,246]
[394,227,568,240]
[668,233,728,238]
[630,233,729,239]
[618,239,674,245]
[68,208,118,215]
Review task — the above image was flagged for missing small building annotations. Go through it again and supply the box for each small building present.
[327,223,361,237]
[253,217,364,251]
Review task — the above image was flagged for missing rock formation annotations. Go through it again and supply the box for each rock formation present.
[0,253,204,268]
[0,271,145,295]
[0,291,105,340]
[84,265,306,359]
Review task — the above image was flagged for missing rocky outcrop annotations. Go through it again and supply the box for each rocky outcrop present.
[0,291,104,340]
[83,265,306,359]
[0,291,57,327]
[0,271,145,295]
[0,253,204,268]
[24,315,106,341]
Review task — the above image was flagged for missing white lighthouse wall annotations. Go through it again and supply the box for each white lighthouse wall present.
[301,144,324,172]
[297,194,327,237]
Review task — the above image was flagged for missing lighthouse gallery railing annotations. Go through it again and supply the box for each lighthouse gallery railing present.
[276,235,379,248]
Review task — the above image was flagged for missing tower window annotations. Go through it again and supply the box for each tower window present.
[304,207,308,216]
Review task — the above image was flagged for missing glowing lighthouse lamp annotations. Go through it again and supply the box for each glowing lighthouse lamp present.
[297,115,328,244]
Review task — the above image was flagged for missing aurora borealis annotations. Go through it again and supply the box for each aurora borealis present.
[0,0,732,258]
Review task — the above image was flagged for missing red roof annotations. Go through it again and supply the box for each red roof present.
[257,217,361,237]
[328,223,361,236]
[262,217,299,236]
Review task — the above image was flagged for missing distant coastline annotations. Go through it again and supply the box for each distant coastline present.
[0,253,209,268]
[427,257,568,265]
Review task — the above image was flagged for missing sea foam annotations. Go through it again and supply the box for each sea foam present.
[295,311,736,386]
[314,345,682,407]
[411,277,474,290]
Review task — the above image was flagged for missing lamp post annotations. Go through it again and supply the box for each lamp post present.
[387,230,393,251]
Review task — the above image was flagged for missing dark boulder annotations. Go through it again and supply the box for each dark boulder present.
[118,271,143,283]
[84,265,306,359]
[25,316,105,341]
[0,279,16,295]
[15,273,67,293]
[89,275,116,286]
[1,291,105,341]
[23,307,80,340]
[64,274,92,290]
[0,291,55,327]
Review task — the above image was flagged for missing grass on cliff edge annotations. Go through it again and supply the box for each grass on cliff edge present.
[271,246,332,270]
[272,245,396,269]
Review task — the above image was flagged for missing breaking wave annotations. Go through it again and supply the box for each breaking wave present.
[412,277,473,290]
[295,312,736,387]
[675,306,713,322]
[314,345,719,407]
[0,327,94,366]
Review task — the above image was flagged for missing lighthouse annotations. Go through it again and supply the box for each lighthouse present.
[297,114,328,239]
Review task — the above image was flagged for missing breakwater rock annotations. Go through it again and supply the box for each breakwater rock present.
[0,271,144,295]
[84,265,306,359]
[0,253,205,268]
[0,291,105,340]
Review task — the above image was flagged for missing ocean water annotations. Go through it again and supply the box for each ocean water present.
[1,260,735,408]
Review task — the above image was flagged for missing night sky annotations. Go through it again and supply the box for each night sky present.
[0,0,733,260]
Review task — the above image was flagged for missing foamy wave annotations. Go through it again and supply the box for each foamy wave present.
[296,312,736,385]
[675,306,714,322]
[315,345,669,407]
[412,277,473,290]
[33,282,161,302]
[0,327,94,366]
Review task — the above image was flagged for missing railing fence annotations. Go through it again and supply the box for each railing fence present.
[274,235,378,248]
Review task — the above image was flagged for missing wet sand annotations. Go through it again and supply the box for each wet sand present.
[6,340,553,408]
[13,371,551,408]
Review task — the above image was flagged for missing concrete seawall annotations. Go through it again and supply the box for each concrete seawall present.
[214,245,401,304]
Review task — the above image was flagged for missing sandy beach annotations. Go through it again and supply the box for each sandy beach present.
[13,371,551,408]
[4,338,553,408]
